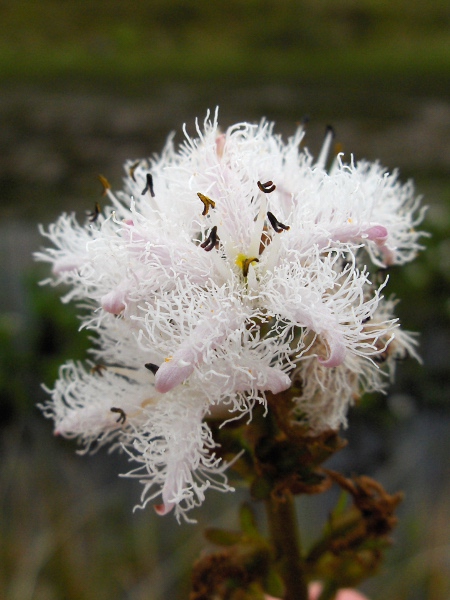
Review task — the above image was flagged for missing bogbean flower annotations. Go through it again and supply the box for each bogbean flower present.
[36,109,424,520]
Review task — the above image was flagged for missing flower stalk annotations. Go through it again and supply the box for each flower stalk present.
[265,490,308,600]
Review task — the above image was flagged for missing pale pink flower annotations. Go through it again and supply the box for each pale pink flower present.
[36,109,424,519]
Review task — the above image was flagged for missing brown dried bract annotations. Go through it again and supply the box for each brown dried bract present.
[190,547,269,600]
[190,552,249,600]
[326,470,404,540]
[243,391,349,497]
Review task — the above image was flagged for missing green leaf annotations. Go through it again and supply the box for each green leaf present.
[250,476,272,500]
[239,502,259,536]
[264,566,285,598]
[204,527,242,547]
[331,490,349,518]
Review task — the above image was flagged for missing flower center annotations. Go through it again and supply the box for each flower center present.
[235,254,260,277]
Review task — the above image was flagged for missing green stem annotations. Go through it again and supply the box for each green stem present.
[265,491,308,600]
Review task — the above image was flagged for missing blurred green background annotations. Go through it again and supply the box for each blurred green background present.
[0,1,449,599]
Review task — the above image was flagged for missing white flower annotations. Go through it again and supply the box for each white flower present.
[36,109,424,520]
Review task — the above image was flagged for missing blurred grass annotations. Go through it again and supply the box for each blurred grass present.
[0,0,449,90]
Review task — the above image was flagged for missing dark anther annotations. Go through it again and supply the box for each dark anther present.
[144,363,159,375]
[197,192,216,216]
[88,202,101,223]
[267,211,290,233]
[242,257,259,277]
[141,173,155,197]
[373,351,388,364]
[110,407,127,424]
[200,225,218,252]
[91,364,106,376]
[257,180,276,194]
[129,160,140,182]
[296,115,310,130]
[98,174,111,196]
[325,124,335,138]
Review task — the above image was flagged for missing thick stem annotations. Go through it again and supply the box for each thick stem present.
[265,490,308,600]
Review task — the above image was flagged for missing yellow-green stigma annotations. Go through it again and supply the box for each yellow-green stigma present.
[236,253,259,277]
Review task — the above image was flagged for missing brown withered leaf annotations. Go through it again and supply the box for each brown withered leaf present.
[190,552,250,600]
[325,470,404,541]
[190,545,271,600]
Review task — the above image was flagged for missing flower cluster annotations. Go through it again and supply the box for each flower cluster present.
[36,110,424,520]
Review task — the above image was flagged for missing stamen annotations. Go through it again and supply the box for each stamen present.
[242,257,259,277]
[144,363,159,375]
[88,202,101,223]
[257,180,276,194]
[200,225,218,251]
[98,174,111,196]
[373,351,388,364]
[141,173,155,197]
[129,160,140,182]
[267,211,290,233]
[197,192,216,216]
[110,407,127,424]
[90,364,106,376]
[316,125,335,169]
[259,226,271,255]
[329,140,344,174]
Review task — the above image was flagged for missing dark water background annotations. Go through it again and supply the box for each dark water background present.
[0,2,449,598]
